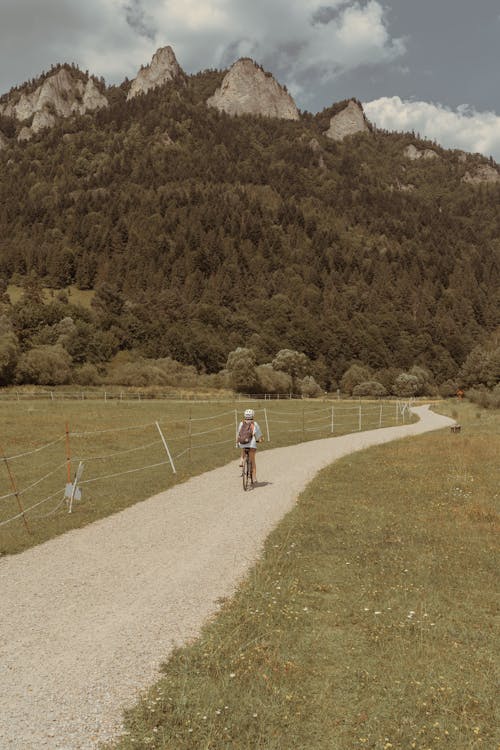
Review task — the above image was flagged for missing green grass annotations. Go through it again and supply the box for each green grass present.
[0,396,409,555]
[103,401,499,750]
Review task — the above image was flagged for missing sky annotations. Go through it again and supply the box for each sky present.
[2,0,500,159]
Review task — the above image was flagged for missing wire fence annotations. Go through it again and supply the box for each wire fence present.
[0,400,413,536]
[0,389,307,402]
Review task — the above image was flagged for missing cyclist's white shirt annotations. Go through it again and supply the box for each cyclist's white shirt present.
[237,420,262,449]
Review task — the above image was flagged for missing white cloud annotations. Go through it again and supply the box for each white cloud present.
[0,0,406,106]
[334,1,406,66]
[118,0,406,92]
[363,96,500,161]
[153,0,228,32]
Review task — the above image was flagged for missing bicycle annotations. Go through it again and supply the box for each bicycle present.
[242,447,254,491]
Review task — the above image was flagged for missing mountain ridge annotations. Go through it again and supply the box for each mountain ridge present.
[0,46,498,169]
[0,52,499,391]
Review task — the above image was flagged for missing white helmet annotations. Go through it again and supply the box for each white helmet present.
[244,409,255,419]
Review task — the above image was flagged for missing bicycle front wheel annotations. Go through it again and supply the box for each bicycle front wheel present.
[242,452,251,491]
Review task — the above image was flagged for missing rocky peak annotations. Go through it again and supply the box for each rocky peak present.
[206,58,300,120]
[462,163,500,184]
[324,100,369,141]
[0,67,108,141]
[127,46,184,100]
[404,144,439,160]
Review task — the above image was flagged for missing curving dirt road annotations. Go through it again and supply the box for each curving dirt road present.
[0,405,454,749]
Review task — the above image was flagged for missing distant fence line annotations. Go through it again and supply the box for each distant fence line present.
[1,390,295,402]
[0,389,413,403]
[0,401,412,533]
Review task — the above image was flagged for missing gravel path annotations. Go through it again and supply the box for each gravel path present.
[0,405,453,749]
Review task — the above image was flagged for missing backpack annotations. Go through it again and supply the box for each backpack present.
[238,421,254,444]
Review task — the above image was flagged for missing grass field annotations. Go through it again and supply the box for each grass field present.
[0,395,411,555]
[102,400,499,750]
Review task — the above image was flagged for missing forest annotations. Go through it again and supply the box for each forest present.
[0,66,499,395]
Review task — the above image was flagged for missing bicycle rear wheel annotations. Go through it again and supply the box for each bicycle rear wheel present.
[242,451,252,491]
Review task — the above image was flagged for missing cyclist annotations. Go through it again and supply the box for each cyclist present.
[237,408,263,483]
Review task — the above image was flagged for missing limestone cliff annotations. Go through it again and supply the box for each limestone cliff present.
[207,58,299,120]
[462,163,500,184]
[404,144,439,160]
[127,47,184,100]
[0,68,108,141]
[324,100,369,141]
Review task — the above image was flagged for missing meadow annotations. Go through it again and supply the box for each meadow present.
[103,400,499,750]
[0,393,411,555]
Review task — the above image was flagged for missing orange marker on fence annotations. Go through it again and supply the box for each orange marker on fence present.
[0,444,31,534]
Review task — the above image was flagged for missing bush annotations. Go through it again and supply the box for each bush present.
[106,356,200,388]
[16,345,72,385]
[393,373,419,397]
[256,364,292,394]
[340,364,372,395]
[0,331,19,385]
[408,365,435,395]
[373,368,401,394]
[106,361,170,387]
[439,379,459,398]
[73,363,101,386]
[299,375,323,398]
[459,345,498,388]
[466,385,500,409]
[352,381,387,397]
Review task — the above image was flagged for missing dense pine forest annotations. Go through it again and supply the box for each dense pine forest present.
[0,66,499,394]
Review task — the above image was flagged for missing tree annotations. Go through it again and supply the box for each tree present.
[352,381,387,397]
[91,283,125,321]
[226,347,259,393]
[16,345,72,385]
[408,365,435,395]
[393,373,419,397]
[340,364,372,395]
[256,363,292,394]
[72,363,101,385]
[458,345,500,388]
[0,323,19,385]
[271,349,310,393]
[20,272,44,305]
[299,375,323,398]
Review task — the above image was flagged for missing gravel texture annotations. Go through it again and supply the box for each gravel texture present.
[0,406,453,749]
